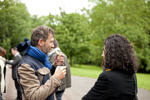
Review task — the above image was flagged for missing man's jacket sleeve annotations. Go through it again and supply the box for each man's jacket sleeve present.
[18,63,61,100]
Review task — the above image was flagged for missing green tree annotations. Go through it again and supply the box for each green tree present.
[46,12,91,65]
[31,15,47,29]
[89,0,150,71]
[0,0,31,58]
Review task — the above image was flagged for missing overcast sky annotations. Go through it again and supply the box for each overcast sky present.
[21,0,94,16]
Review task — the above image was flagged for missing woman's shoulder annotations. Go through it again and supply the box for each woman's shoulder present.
[100,70,128,79]
[101,70,135,82]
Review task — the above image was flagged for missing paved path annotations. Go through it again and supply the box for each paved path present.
[62,76,150,100]
[3,66,150,100]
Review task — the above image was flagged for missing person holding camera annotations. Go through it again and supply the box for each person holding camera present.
[48,39,71,100]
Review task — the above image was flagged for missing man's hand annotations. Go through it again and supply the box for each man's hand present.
[55,52,64,66]
[53,66,66,80]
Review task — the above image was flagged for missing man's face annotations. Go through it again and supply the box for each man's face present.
[41,33,54,54]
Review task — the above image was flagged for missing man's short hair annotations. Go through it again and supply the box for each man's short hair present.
[31,26,54,46]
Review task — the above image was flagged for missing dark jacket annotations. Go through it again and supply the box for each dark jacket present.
[82,70,138,100]
[6,54,22,80]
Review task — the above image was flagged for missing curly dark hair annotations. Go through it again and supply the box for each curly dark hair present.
[103,34,138,74]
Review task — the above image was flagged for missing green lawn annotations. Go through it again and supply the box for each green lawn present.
[71,65,150,91]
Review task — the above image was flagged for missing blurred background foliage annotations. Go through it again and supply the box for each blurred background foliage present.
[0,0,150,72]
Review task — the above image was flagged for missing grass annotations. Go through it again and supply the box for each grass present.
[71,64,150,91]
[71,64,102,78]
[137,73,150,90]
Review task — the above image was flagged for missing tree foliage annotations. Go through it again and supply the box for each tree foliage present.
[0,0,150,72]
[0,0,31,58]
[46,12,91,65]
[89,0,150,71]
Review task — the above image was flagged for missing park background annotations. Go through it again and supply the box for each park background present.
[0,0,150,91]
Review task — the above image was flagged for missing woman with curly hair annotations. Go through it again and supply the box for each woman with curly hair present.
[82,34,138,100]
